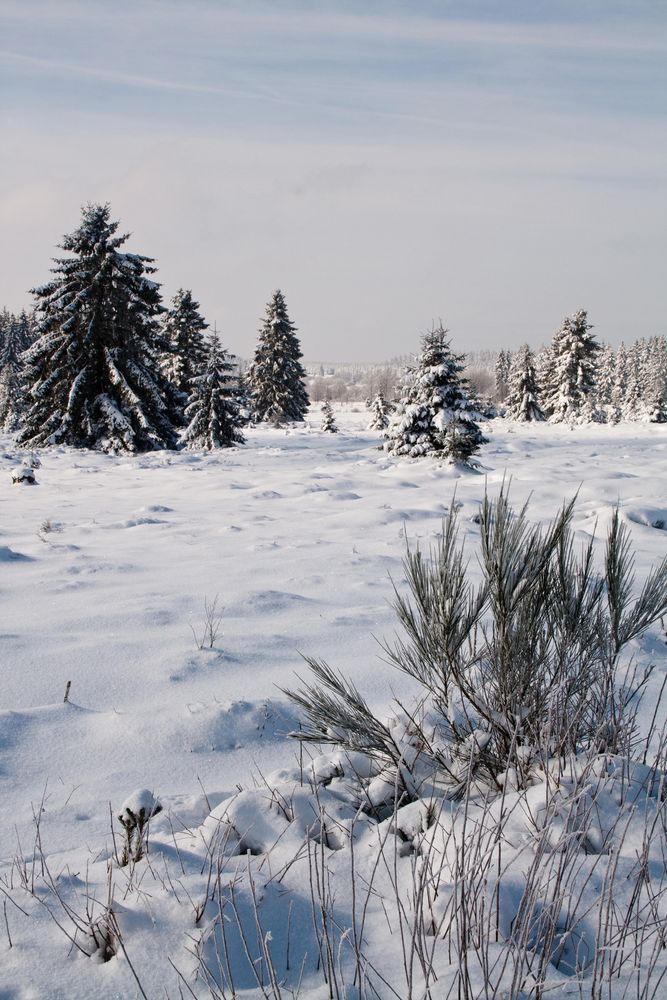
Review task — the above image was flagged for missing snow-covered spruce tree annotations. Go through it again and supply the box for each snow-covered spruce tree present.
[534,344,552,400]
[246,290,309,424]
[183,334,245,450]
[16,308,36,347]
[494,348,511,405]
[384,326,486,465]
[595,342,618,422]
[645,335,667,422]
[161,289,208,422]
[234,369,253,425]
[625,336,667,423]
[505,344,544,421]
[367,390,393,430]
[595,342,615,407]
[543,308,601,423]
[646,383,667,423]
[611,341,629,419]
[0,309,35,430]
[19,204,177,452]
[622,340,647,421]
[0,308,11,351]
[0,308,35,352]
[320,399,337,432]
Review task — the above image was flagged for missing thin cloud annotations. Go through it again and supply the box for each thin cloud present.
[1,1,665,357]
[0,49,266,101]
[3,1,667,55]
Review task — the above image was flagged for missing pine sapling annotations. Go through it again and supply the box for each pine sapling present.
[117,790,162,866]
[320,400,338,433]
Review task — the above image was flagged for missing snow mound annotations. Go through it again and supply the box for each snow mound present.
[234,589,310,614]
[251,489,283,499]
[182,698,301,753]
[11,465,36,484]
[104,516,169,529]
[626,506,667,530]
[0,545,32,562]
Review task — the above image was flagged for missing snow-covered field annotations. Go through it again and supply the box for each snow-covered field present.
[1,409,666,999]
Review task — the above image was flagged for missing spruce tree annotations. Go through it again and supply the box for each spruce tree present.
[367,391,393,431]
[320,399,338,433]
[595,343,617,422]
[534,345,553,404]
[648,335,667,422]
[183,334,245,449]
[0,308,7,351]
[0,310,34,431]
[384,325,486,464]
[611,342,629,419]
[161,289,208,421]
[15,309,36,349]
[543,309,601,423]
[506,344,545,421]
[646,384,667,423]
[622,340,646,421]
[632,336,667,423]
[247,290,309,424]
[19,203,176,452]
[235,368,252,424]
[495,349,512,405]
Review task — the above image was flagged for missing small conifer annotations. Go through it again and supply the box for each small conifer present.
[183,334,245,449]
[506,345,544,421]
[543,309,601,423]
[247,290,309,425]
[384,325,486,465]
[367,391,393,431]
[320,399,338,433]
[161,289,208,423]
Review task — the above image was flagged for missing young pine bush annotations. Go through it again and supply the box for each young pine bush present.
[287,488,667,799]
[366,391,393,431]
[320,399,338,433]
[117,789,162,866]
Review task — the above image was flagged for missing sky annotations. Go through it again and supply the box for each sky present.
[1,0,666,361]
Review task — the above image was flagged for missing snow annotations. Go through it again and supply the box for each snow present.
[10,465,35,483]
[117,788,162,825]
[0,410,666,997]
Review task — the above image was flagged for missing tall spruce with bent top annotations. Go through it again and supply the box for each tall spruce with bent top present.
[19,203,176,453]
